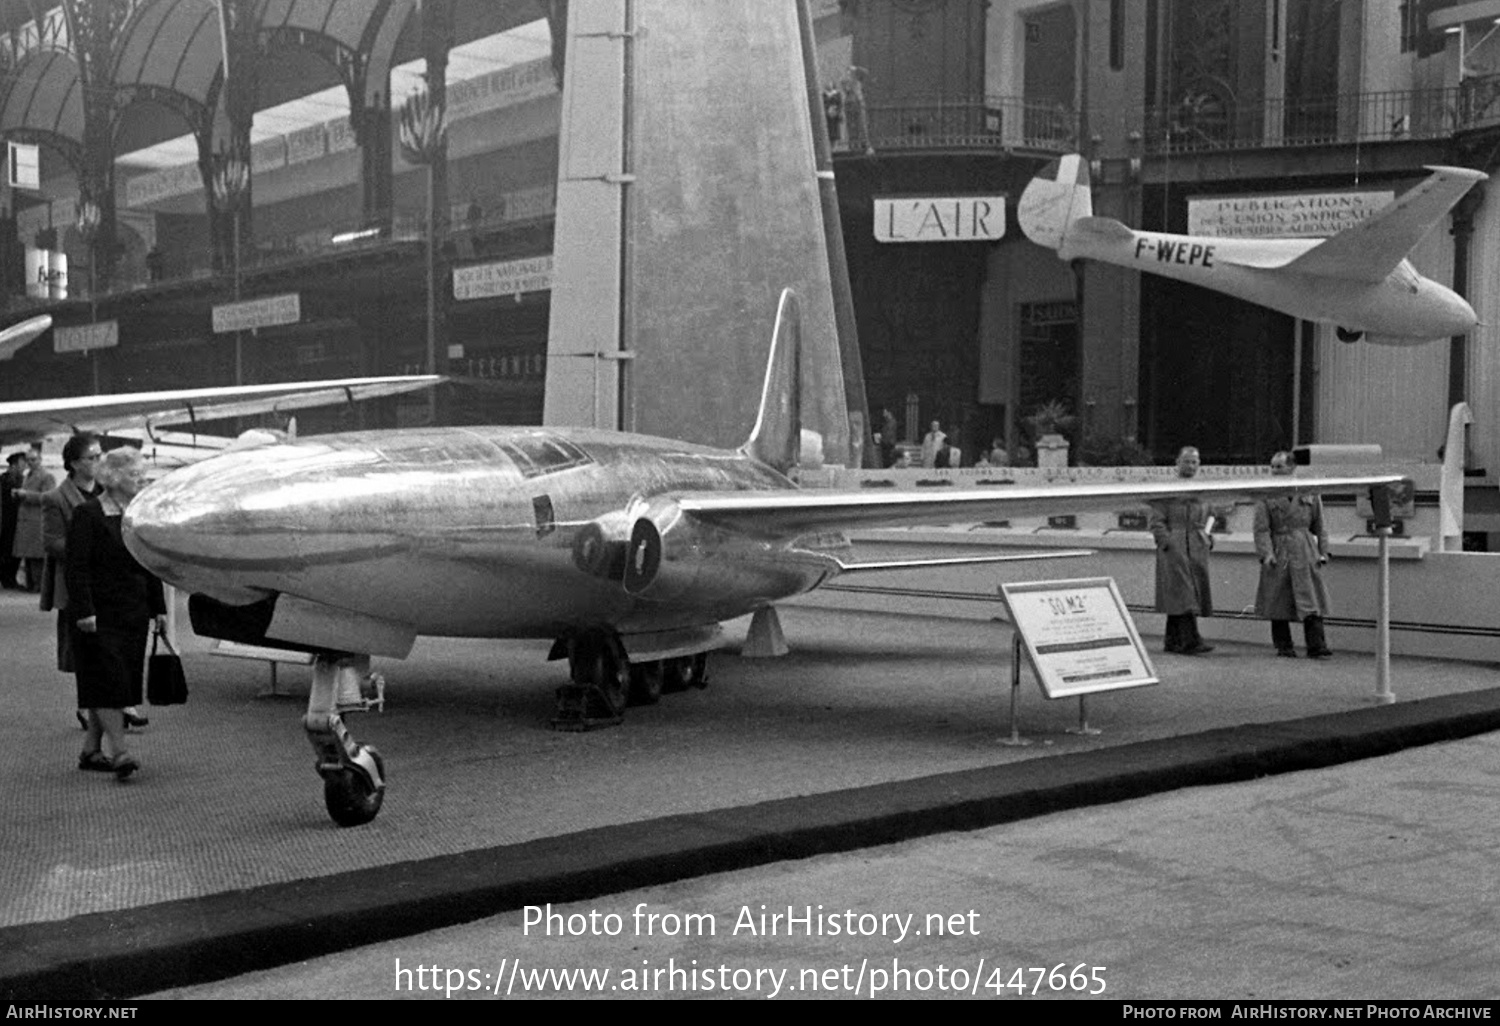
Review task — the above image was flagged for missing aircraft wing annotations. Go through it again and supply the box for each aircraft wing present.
[0,375,443,446]
[1274,166,1486,283]
[675,474,1404,539]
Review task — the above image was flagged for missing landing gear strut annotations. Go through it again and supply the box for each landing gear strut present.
[304,654,386,826]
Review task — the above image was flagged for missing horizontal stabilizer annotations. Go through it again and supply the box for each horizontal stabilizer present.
[1280,165,1486,283]
[1065,215,1135,245]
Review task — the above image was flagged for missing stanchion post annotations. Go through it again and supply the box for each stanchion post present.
[1001,632,1033,747]
[1375,524,1394,704]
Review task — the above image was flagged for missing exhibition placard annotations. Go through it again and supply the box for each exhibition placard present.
[998,578,1158,699]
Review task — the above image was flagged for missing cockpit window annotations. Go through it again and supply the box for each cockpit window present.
[497,434,593,478]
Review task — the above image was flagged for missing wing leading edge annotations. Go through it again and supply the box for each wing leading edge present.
[0,375,443,445]
[675,474,1404,539]
[1277,165,1487,283]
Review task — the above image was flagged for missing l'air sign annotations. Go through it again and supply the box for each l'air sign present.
[874,195,1006,243]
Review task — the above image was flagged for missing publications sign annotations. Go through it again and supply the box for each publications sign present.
[454,255,554,301]
[873,195,1006,242]
[213,293,301,333]
[1188,190,1394,239]
[54,320,119,354]
[999,578,1157,699]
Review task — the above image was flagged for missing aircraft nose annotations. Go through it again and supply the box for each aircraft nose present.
[123,446,307,588]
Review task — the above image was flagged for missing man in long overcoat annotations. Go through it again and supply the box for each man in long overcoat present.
[12,443,56,591]
[1253,451,1332,658]
[1149,446,1215,655]
[0,452,23,588]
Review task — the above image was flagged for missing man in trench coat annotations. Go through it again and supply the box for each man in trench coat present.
[1253,450,1332,658]
[1149,446,1215,655]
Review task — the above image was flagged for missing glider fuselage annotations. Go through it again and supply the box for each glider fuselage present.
[1065,227,1475,338]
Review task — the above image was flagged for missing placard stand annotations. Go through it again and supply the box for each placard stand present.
[1067,696,1101,735]
[997,578,1160,742]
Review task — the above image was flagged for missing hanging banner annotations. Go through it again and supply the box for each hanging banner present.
[453,255,553,301]
[874,195,1007,242]
[1189,190,1395,239]
[213,293,301,333]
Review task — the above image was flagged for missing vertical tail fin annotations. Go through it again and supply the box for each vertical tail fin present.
[1017,154,1094,251]
[740,289,802,473]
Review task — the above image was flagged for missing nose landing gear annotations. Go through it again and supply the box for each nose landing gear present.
[304,654,386,826]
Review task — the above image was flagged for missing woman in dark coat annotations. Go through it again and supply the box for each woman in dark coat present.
[1254,451,1332,658]
[68,448,166,779]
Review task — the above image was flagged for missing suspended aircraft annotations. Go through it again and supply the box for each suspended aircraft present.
[1018,154,1486,343]
[120,290,1403,828]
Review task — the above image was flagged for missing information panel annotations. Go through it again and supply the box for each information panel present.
[998,577,1157,699]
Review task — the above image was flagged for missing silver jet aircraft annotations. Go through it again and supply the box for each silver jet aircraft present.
[1018,154,1485,343]
[121,290,1402,827]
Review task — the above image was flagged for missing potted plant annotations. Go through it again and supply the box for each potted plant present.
[1023,400,1078,469]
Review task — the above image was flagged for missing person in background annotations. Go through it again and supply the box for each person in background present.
[987,437,1010,467]
[1149,445,1215,655]
[1253,450,1333,659]
[935,430,962,469]
[68,448,166,780]
[0,451,24,589]
[12,442,55,591]
[920,420,946,469]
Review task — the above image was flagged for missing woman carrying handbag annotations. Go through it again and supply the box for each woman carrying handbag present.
[67,449,167,780]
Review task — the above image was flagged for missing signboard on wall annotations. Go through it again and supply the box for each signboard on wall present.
[873,195,1006,242]
[1188,190,1395,239]
[55,320,119,353]
[212,293,301,333]
[453,255,554,301]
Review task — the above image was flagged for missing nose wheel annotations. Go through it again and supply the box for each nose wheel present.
[305,654,387,826]
[322,745,385,827]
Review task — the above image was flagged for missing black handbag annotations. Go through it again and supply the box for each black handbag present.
[147,625,189,705]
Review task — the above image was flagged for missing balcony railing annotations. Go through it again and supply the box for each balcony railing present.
[1144,77,1500,156]
[838,95,1079,154]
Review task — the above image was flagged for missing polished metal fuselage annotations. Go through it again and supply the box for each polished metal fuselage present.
[124,426,840,639]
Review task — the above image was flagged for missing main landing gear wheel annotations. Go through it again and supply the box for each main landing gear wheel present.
[662,653,709,693]
[578,644,628,717]
[323,746,385,827]
[553,634,630,729]
[628,661,664,705]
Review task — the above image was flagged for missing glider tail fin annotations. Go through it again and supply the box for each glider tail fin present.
[740,288,803,473]
[1017,154,1094,251]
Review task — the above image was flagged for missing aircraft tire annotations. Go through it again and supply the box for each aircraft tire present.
[662,653,709,693]
[583,646,629,718]
[662,657,691,694]
[628,661,664,705]
[323,748,385,827]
